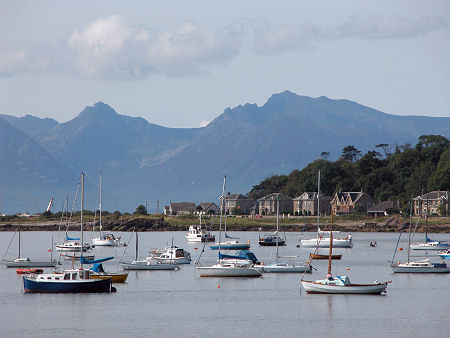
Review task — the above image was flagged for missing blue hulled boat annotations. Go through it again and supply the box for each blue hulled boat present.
[23,269,113,293]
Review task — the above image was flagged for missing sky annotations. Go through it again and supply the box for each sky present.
[0,0,449,128]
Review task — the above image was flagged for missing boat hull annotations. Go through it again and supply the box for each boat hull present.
[23,277,113,293]
[121,263,178,270]
[309,253,342,260]
[210,244,250,250]
[391,264,450,273]
[410,244,449,251]
[197,266,262,277]
[90,273,128,283]
[3,260,57,268]
[154,257,191,264]
[258,241,286,247]
[301,280,387,294]
[301,238,352,248]
[263,264,311,273]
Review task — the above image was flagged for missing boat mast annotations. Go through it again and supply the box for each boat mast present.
[328,212,333,276]
[218,175,226,259]
[317,170,320,229]
[99,170,103,236]
[407,198,412,264]
[18,226,21,258]
[80,172,84,267]
[276,197,279,263]
[135,227,138,261]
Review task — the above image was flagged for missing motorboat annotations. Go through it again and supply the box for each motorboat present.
[301,235,352,248]
[210,240,250,250]
[438,249,450,260]
[197,262,262,277]
[92,233,122,247]
[23,268,114,293]
[121,257,179,270]
[23,173,115,294]
[55,241,91,252]
[258,234,286,246]
[391,259,450,273]
[185,224,215,242]
[302,276,389,294]
[151,246,191,264]
[410,240,450,251]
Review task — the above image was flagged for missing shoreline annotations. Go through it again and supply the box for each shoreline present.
[1,218,450,233]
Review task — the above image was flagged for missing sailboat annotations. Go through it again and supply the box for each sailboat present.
[409,203,449,250]
[196,176,262,277]
[210,202,250,250]
[2,228,57,268]
[301,171,352,248]
[91,172,122,247]
[121,229,179,270]
[263,198,311,273]
[391,200,450,273]
[23,173,115,293]
[302,202,390,294]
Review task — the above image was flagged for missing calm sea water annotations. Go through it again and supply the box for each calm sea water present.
[1,230,449,338]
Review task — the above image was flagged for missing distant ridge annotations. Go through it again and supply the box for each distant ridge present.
[0,91,449,213]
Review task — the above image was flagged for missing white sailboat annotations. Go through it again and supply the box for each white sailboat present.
[302,203,390,294]
[197,176,262,278]
[301,171,352,248]
[91,172,122,247]
[391,200,450,273]
[263,198,311,273]
[121,229,179,270]
[2,228,57,268]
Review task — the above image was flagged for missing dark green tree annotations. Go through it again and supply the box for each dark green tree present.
[134,205,147,215]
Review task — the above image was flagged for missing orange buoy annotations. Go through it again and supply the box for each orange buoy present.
[194,247,198,250]
[217,284,220,288]
[399,247,403,251]
[346,267,350,271]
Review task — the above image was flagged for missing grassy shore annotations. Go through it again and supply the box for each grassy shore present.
[1,213,449,232]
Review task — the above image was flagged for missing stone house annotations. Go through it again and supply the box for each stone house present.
[293,192,332,216]
[163,202,196,215]
[224,193,257,215]
[330,191,373,215]
[258,193,293,215]
[196,202,220,215]
[413,191,449,217]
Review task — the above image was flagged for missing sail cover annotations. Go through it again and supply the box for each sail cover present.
[65,234,80,241]
[80,256,114,264]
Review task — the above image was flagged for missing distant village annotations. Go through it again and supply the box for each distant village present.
[164,190,449,218]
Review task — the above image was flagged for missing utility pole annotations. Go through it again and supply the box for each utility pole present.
[156,200,160,214]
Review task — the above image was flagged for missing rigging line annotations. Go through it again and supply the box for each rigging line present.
[2,227,18,261]
[410,217,420,243]
[119,231,135,261]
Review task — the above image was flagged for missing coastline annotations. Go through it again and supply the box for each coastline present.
[1,216,449,233]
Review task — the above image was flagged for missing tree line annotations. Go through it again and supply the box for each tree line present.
[247,135,450,208]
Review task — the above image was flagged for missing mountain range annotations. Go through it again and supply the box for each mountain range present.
[1,91,449,214]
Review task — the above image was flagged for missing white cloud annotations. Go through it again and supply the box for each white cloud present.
[1,14,448,79]
[251,15,449,55]
[336,15,449,40]
[67,15,242,79]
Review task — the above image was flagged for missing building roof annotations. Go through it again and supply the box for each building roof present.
[170,202,196,212]
[199,202,219,210]
[333,191,369,204]
[413,191,449,201]
[258,193,292,201]
[226,193,254,201]
[293,192,331,201]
